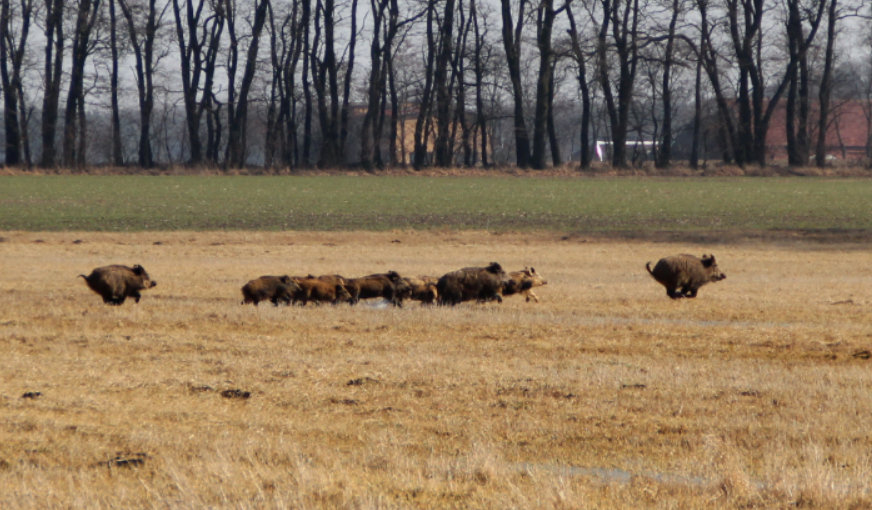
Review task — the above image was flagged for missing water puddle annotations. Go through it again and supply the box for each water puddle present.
[517,462,711,487]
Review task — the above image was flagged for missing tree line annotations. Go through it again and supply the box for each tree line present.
[0,0,870,171]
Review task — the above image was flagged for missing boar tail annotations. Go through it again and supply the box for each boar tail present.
[645,262,655,276]
[78,274,88,280]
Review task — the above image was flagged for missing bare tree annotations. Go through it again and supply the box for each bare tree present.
[0,0,33,166]
[784,0,826,166]
[39,0,63,167]
[265,0,308,168]
[432,0,456,167]
[223,0,269,168]
[360,0,395,170]
[62,0,101,168]
[171,0,225,166]
[595,0,643,168]
[499,0,531,167]
[470,0,493,167]
[653,0,681,168]
[107,0,124,165]
[814,0,838,167]
[452,0,474,166]
[311,0,358,167]
[530,0,565,169]
[412,0,437,169]
[118,0,169,168]
[565,0,593,169]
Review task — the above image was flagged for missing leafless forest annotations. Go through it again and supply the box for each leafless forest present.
[0,0,870,171]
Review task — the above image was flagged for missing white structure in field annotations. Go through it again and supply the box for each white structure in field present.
[595,140,658,162]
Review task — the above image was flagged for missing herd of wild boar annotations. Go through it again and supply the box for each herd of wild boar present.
[78,253,727,306]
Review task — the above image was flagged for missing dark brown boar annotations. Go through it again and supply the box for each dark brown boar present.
[501,267,547,302]
[437,262,509,306]
[241,275,301,306]
[646,254,726,299]
[79,264,157,305]
[402,276,439,305]
[294,278,353,306]
[345,271,411,307]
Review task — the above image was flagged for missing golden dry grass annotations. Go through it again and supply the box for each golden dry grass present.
[1,231,872,508]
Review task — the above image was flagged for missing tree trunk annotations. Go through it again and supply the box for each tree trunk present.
[565,1,592,169]
[62,0,100,169]
[301,0,313,166]
[596,0,640,168]
[470,0,489,167]
[815,0,838,167]
[310,0,355,168]
[226,0,269,168]
[499,0,530,168]
[413,0,437,169]
[690,41,702,169]
[172,0,225,166]
[118,0,161,168]
[39,0,63,167]
[546,60,560,166]
[0,0,30,166]
[108,0,124,165]
[531,0,557,169]
[784,0,825,167]
[655,0,680,169]
[433,0,456,167]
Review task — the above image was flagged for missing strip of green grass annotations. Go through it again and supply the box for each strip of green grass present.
[1,175,870,234]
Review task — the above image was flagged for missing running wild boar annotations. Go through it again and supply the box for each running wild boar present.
[294,278,353,306]
[646,254,726,299]
[345,271,411,307]
[403,276,439,305]
[241,275,301,306]
[501,267,547,302]
[437,262,509,306]
[79,264,157,305]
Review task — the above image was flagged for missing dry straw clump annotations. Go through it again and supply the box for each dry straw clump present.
[1,231,872,508]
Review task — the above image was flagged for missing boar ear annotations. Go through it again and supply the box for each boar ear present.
[132,265,144,275]
[701,255,715,267]
[530,267,536,274]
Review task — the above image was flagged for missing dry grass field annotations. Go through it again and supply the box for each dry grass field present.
[2,230,872,508]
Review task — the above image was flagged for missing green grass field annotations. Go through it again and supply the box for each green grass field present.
[1,175,870,234]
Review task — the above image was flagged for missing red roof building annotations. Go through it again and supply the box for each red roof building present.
[765,100,872,162]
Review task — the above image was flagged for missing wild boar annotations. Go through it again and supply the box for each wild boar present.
[345,271,411,307]
[646,254,726,299]
[315,274,348,287]
[78,264,157,305]
[241,275,301,306]
[437,262,509,306]
[294,278,353,306]
[501,267,547,302]
[402,276,439,305]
